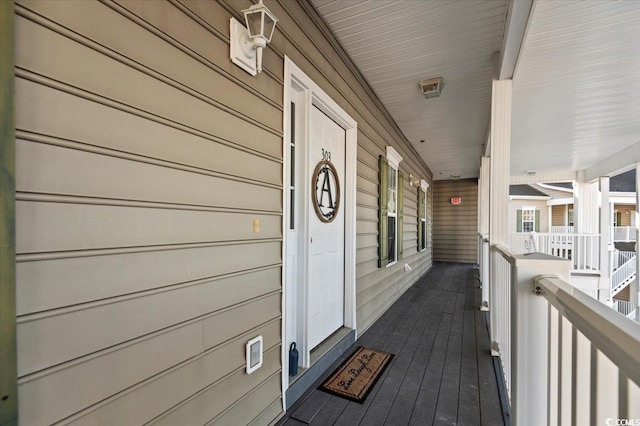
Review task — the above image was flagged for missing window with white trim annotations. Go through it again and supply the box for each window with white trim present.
[419,180,428,252]
[387,166,397,263]
[378,146,403,268]
[522,208,535,232]
[568,208,574,227]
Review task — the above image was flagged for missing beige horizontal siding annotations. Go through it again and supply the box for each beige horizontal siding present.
[433,179,478,264]
[14,0,433,423]
[615,204,634,226]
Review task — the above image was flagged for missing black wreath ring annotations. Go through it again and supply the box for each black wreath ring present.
[311,160,341,223]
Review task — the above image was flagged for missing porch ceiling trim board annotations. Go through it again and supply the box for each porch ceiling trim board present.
[584,141,640,183]
[498,0,534,80]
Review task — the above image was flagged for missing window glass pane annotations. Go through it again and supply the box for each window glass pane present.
[290,146,295,187]
[289,102,295,230]
[387,167,397,214]
[290,189,295,230]
[388,216,396,262]
[421,220,427,250]
[522,209,535,232]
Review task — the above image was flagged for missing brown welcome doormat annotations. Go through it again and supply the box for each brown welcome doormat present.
[319,346,394,403]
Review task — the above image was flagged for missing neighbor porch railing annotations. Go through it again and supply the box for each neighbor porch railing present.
[613,249,636,270]
[611,254,637,297]
[614,226,637,242]
[550,225,574,233]
[489,246,640,424]
[532,233,600,273]
[548,226,635,242]
[613,300,638,320]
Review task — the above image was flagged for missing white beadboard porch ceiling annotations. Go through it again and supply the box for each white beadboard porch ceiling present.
[512,0,640,180]
[311,0,640,182]
[311,0,508,180]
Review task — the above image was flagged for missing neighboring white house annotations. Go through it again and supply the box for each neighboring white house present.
[508,172,638,306]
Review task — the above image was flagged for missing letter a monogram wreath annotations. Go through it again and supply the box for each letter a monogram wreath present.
[312,160,341,223]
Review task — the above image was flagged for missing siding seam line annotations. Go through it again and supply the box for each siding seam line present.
[17,239,282,262]
[17,265,282,323]
[17,3,284,125]
[17,130,283,185]
[19,302,283,383]
[55,341,282,425]
[16,192,281,216]
[16,69,283,163]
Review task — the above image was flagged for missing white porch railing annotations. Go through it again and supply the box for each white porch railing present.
[489,250,640,424]
[614,226,637,242]
[549,226,635,241]
[611,255,637,297]
[490,244,516,401]
[532,233,600,273]
[576,287,599,299]
[535,276,640,425]
[613,249,635,270]
[508,233,534,254]
[550,225,574,233]
[613,300,638,320]
[478,233,490,309]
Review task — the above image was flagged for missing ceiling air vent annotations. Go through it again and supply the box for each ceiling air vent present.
[419,77,443,99]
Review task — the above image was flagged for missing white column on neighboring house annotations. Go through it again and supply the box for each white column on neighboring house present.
[564,204,568,227]
[600,176,611,303]
[548,205,552,231]
[479,156,490,310]
[610,202,615,243]
[489,77,511,352]
[634,163,640,311]
[574,171,600,234]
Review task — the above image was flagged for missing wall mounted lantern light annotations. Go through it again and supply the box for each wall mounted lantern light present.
[230,0,278,76]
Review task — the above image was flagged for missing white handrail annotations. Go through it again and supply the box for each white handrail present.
[614,226,636,242]
[615,250,635,268]
[535,275,640,424]
[536,276,640,385]
[550,225,574,233]
[490,244,517,400]
[611,254,637,297]
[478,233,490,309]
[532,233,600,273]
[613,300,638,320]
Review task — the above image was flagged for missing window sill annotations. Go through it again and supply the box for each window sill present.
[386,261,397,268]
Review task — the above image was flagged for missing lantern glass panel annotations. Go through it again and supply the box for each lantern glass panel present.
[264,17,276,42]
[245,11,263,37]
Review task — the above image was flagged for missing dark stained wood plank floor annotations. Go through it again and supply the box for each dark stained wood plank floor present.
[277,263,507,426]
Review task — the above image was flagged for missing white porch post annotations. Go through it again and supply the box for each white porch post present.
[548,205,552,231]
[574,172,599,234]
[600,176,611,303]
[634,163,640,312]
[479,156,490,310]
[489,77,511,351]
[564,204,568,227]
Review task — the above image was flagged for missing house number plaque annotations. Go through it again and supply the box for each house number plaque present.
[312,149,340,223]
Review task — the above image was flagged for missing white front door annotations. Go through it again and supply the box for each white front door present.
[308,105,345,349]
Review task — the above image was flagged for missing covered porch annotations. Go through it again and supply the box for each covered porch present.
[279,263,506,426]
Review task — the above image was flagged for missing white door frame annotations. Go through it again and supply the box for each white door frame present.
[281,56,357,407]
